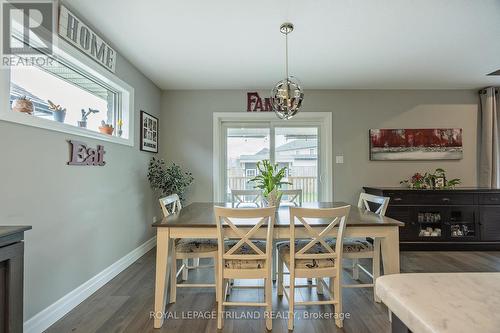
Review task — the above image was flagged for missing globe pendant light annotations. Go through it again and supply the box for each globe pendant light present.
[272,22,304,120]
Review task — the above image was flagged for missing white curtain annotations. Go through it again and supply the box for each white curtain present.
[479,87,500,188]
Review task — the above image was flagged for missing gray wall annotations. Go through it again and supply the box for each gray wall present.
[0,44,161,319]
[160,90,478,204]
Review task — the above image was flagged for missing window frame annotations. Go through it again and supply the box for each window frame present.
[213,112,333,202]
[0,37,135,146]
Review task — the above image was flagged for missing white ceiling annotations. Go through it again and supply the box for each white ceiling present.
[65,0,500,90]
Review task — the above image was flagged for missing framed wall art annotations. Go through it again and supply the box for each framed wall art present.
[369,128,463,161]
[140,111,158,153]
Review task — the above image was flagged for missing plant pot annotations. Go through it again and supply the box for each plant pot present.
[78,121,87,128]
[263,189,282,207]
[99,126,114,135]
[53,110,66,123]
[12,98,34,114]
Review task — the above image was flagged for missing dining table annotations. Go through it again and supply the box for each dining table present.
[151,201,405,329]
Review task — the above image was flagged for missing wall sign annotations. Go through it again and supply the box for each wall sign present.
[58,5,117,72]
[140,111,159,153]
[68,140,106,166]
[247,92,273,112]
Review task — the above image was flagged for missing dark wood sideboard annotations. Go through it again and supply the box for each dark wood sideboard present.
[364,187,500,250]
[0,226,31,333]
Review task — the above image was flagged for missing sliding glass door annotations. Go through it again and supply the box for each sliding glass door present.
[223,123,319,202]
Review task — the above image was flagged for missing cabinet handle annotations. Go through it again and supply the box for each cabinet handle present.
[393,197,403,202]
[442,197,451,202]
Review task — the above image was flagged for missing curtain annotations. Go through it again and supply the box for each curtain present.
[479,87,500,188]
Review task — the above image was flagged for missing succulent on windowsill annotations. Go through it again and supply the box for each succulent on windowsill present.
[12,95,34,114]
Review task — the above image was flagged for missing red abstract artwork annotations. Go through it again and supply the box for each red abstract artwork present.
[369,128,463,160]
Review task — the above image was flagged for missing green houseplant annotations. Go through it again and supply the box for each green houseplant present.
[147,157,194,203]
[248,160,291,207]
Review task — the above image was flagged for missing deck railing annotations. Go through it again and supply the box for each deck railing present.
[227,176,318,202]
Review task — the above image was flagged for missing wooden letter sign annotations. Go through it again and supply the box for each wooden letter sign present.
[68,140,106,166]
[247,92,273,112]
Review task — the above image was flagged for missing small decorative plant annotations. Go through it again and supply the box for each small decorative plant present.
[117,119,124,137]
[48,100,66,123]
[12,96,34,114]
[99,120,114,135]
[78,108,99,128]
[400,168,461,189]
[147,157,194,203]
[248,160,291,207]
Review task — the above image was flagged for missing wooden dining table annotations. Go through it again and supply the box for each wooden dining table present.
[151,202,404,329]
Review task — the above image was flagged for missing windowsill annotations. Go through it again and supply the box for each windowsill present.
[0,111,133,146]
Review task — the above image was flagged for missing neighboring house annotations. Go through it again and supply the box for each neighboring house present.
[236,139,318,179]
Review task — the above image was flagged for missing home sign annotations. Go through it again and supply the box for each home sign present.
[247,92,273,112]
[58,5,117,72]
[68,140,106,166]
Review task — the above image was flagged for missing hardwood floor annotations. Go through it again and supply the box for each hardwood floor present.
[46,250,500,333]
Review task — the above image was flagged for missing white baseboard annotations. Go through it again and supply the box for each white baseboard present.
[24,236,157,333]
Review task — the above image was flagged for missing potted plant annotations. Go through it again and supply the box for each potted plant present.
[99,120,114,135]
[11,96,34,114]
[400,168,461,189]
[147,157,194,203]
[78,108,99,128]
[48,100,66,123]
[249,160,291,207]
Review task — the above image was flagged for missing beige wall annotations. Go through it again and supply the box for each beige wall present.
[0,35,161,321]
[160,90,478,204]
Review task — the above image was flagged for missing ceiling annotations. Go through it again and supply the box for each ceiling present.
[65,0,500,90]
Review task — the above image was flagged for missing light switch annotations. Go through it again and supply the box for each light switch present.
[336,155,344,164]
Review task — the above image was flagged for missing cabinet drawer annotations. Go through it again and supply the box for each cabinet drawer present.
[412,193,473,205]
[479,194,500,205]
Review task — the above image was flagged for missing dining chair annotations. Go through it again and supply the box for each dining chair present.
[281,189,303,206]
[159,194,219,303]
[214,206,276,330]
[277,205,350,329]
[231,189,263,208]
[337,193,390,302]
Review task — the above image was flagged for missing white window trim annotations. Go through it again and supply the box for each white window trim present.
[0,37,135,146]
[213,112,333,202]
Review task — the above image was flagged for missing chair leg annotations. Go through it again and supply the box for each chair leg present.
[265,276,272,330]
[316,278,324,295]
[214,257,220,303]
[352,258,360,280]
[272,240,277,281]
[333,276,343,328]
[288,271,295,331]
[373,238,381,303]
[277,255,284,296]
[217,262,224,330]
[170,254,177,303]
[182,258,189,281]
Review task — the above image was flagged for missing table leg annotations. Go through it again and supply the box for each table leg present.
[154,228,171,328]
[380,227,400,275]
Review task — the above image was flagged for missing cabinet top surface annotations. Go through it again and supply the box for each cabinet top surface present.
[0,226,32,238]
[364,187,500,193]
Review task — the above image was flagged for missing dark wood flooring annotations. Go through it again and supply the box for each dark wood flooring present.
[46,250,500,333]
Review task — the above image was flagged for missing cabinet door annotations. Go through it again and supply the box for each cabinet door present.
[386,206,416,241]
[479,207,500,241]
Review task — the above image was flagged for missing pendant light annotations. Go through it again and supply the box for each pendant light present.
[271,22,304,120]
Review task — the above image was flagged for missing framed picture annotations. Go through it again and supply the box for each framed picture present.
[369,128,463,161]
[434,176,446,189]
[140,111,158,153]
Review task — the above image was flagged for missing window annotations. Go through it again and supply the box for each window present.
[216,113,332,202]
[1,24,134,145]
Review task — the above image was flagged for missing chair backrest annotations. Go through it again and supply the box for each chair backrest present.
[281,189,303,206]
[159,194,182,217]
[231,189,263,208]
[289,205,350,271]
[214,206,276,266]
[358,193,390,216]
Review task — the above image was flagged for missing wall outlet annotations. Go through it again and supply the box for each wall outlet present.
[152,216,158,223]
[336,155,344,164]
